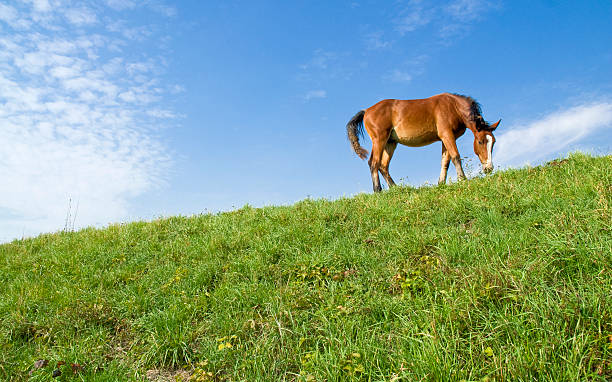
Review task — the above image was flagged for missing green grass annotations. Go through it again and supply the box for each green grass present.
[1,153,611,381]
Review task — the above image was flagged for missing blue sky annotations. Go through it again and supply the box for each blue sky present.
[1,0,611,241]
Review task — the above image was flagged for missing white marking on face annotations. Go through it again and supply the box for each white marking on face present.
[485,135,493,166]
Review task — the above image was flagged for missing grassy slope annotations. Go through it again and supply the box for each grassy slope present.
[0,153,611,381]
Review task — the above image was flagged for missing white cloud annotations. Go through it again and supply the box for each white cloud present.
[384,55,428,83]
[364,31,390,50]
[64,7,98,26]
[104,0,137,11]
[494,102,612,167]
[103,0,176,17]
[169,84,185,94]
[107,20,152,41]
[150,4,177,18]
[126,61,154,74]
[304,90,327,101]
[147,109,178,119]
[385,69,413,83]
[31,0,52,13]
[393,0,498,38]
[300,50,338,71]
[0,1,178,242]
[0,3,18,23]
[298,49,355,82]
[49,65,80,79]
[445,0,494,21]
[395,1,432,35]
[0,3,31,29]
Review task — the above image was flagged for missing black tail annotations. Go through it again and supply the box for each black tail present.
[346,110,368,160]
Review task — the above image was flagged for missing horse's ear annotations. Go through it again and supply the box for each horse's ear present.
[474,115,485,131]
[489,119,501,131]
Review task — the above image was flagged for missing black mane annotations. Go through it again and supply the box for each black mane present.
[453,93,489,131]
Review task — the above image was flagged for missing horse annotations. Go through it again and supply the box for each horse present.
[346,93,501,192]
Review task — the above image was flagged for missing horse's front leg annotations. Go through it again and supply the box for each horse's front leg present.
[440,135,466,181]
[438,143,451,184]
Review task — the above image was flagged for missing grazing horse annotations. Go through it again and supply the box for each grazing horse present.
[346,93,501,192]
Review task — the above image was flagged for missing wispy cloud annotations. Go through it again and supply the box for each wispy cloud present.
[0,3,30,29]
[64,7,97,26]
[303,90,327,101]
[445,0,495,21]
[0,1,178,241]
[384,70,413,83]
[106,20,153,41]
[298,49,355,85]
[103,0,176,16]
[364,31,391,50]
[386,0,497,80]
[494,101,612,167]
[394,0,498,38]
[384,54,428,83]
[31,0,52,13]
[394,0,433,35]
[149,3,177,18]
[300,50,338,71]
[104,0,137,11]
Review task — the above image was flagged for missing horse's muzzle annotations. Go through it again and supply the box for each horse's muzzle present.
[483,164,493,174]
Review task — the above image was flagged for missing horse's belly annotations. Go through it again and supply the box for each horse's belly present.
[390,128,438,147]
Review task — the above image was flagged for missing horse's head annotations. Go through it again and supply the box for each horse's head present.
[473,119,500,174]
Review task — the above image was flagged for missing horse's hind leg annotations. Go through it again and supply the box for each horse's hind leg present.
[364,113,393,192]
[368,139,386,192]
[380,141,397,187]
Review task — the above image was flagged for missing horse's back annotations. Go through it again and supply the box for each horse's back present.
[365,93,455,119]
[364,94,460,147]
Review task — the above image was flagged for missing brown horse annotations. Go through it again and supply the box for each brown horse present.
[346,93,500,192]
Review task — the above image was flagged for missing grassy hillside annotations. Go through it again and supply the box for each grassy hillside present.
[1,153,610,381]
